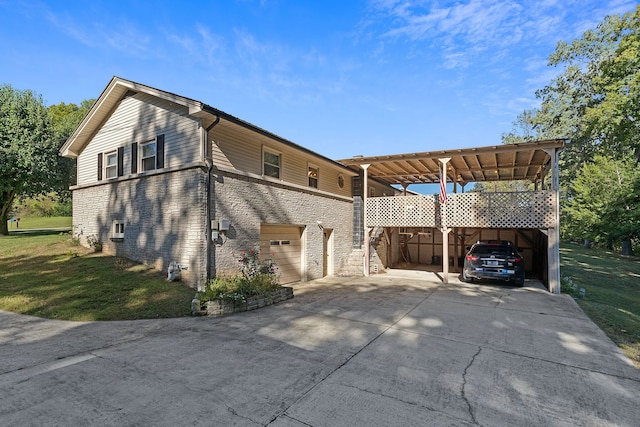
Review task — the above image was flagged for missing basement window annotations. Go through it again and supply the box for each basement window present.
[112,220,125,240]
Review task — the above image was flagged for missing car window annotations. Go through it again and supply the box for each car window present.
[471,245,510,255]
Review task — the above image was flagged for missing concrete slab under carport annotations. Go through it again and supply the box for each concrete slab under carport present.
[0,273,638,426]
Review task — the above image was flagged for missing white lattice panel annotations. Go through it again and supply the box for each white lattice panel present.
[366,191,556,229]
[366,195,438,227]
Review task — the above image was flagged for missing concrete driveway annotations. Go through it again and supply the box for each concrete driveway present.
[1,271,638,426]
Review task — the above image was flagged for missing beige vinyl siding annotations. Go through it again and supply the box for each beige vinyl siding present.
[367,180,399,197]
[76,93,201,185]
[210,121,355,198]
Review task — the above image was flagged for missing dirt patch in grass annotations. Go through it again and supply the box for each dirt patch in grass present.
[0,232,194,321]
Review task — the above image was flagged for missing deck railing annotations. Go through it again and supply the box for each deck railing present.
[365,191,556,229]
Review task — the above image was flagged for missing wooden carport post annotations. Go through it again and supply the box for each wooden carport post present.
[545,148,561,294]
[362,164,370,277]
[439,158,451,284]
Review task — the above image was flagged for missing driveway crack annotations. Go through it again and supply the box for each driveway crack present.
[462,346,482,425]
[338,383,474,425]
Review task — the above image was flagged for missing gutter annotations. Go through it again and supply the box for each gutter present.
[204,116,220,288]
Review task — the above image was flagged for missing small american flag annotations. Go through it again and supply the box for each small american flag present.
[439,167,447,205]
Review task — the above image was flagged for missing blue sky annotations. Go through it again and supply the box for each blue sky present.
[1,0,636,161]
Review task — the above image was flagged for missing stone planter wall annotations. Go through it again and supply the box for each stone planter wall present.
[205,287,294,317]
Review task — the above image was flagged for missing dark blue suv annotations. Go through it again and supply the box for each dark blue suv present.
[462,241,525,286]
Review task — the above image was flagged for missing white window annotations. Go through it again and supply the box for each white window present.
[308,165,319,188]
[263,149,280,179]
[112,220,125,239]
[140,140,157,172]
[105,151,118,179]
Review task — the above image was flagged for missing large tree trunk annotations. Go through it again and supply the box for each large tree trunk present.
[621,239,633,256]
[0,190,16,236]
[0,216,8,235]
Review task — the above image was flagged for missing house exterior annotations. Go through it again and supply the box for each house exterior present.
[61,77,564,293]
[60,77,396,289]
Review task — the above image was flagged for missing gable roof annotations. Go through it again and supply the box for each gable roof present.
[59,77,355,175]
[60,77,199,158]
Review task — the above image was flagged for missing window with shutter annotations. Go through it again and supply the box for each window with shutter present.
[140,141,157,172]
[105,151,117,179]
[138,134,164,172]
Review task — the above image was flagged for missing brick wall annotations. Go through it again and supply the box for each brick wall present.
[210,171,354,281]
[72,168,208,288]
[72,167,357,288]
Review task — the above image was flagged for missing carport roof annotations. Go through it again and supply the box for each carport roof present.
[338,139,566,186]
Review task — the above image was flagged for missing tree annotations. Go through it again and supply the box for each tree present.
[502,6,640,253]
[563,154,639,254]
[471,111,540,192]
[48,99,94,200]
[536,6,640,162]
[585,9,640,160]
[501,109,540,145]
[0,85,56,235]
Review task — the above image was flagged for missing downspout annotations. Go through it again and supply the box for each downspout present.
[204,115,220,287]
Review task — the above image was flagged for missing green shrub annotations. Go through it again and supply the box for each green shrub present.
[86,235,102,252]
[198,249,279,306]
[13,193,72,217]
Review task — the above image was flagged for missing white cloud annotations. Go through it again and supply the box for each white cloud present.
[45,9,156,58]
[366,0,638,68]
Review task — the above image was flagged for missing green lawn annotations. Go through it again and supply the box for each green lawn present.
[7,216,72,230]
[1,231,638,367]
[0,231,194,321]
[560,243,640,367]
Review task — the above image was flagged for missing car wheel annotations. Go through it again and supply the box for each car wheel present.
[462,272,473,283]
[515,278,525,287]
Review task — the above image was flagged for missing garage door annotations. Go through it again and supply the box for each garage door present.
[260,225,303,284]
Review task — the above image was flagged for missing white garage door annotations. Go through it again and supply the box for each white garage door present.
[260,225,303,284]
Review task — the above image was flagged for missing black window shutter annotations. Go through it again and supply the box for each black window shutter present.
[117,147,124,177]
[97,153,103,181]
[156,134,165,169]
[131,142,138,173]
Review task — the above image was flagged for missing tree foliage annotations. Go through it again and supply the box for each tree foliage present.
[502,6,640,253]
[563,154,640,249]
[0,85,57,235]
[48,99,94,200]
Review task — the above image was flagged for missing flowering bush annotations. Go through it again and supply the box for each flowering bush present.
[238,248,278,280]
[198,249,279,306]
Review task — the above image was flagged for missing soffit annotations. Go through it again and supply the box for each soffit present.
[338,140,566,186]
